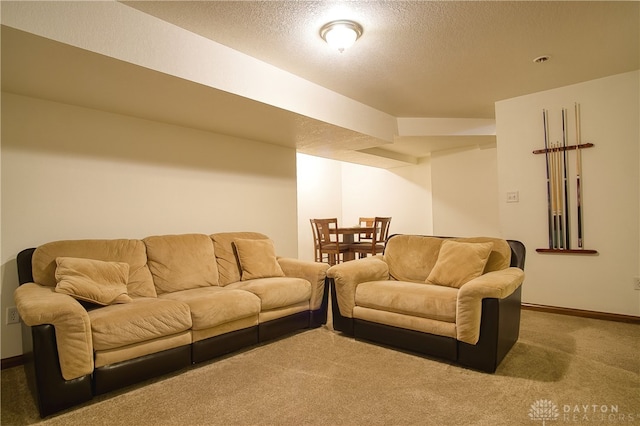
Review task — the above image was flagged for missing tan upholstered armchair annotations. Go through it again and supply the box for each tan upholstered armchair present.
[327,234,525,373]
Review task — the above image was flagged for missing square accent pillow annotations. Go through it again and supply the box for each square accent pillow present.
[55,257,133,305]
[426,240,494,288]
[234,238,285,281]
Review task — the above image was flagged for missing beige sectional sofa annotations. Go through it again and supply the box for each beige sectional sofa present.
[14,232,329,417]
[327,234,525,372]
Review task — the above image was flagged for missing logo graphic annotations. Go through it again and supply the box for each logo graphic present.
[529,399,560,425]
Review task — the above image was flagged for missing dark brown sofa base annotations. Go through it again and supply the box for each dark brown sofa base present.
[93,345,191,395]
[331,239,525,374]
[192,326,259,364]
[22,324,93,418]
[342,287,522,373]
[355,320,458,361]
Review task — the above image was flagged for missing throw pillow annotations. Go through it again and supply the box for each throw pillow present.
[234,238,285,281]
[54,257,133,305]
[426,240,493,288]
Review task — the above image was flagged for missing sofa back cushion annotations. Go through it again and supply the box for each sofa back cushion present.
[144,234,219,294]
[384,235,443,283]
[31,239,157,298]
[210,232,269,286]
[384,235,511,284]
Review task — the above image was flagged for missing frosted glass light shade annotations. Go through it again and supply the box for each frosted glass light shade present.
[320,20,363,53]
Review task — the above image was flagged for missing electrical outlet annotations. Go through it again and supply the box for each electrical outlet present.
[6,307,20,324]
[634,277,640,291]
[506,191,519,203]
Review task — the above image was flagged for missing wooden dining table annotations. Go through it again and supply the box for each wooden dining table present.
[337,225,374,261]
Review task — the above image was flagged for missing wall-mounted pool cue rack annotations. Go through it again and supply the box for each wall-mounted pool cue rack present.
[534,104,598,255]
[532,143,594,155]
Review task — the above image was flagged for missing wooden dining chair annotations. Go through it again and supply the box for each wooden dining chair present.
[310,219,323,263]
[357,217,375,242]
[350,217,391,259]
[310,218,348,265]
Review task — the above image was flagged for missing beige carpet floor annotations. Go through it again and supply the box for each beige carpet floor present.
[2,310,639,426]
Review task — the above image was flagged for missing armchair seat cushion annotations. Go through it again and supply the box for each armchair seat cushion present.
[355,280,457,323]
[226,277,312,310]
[88,298,192,351]
[159,287,260,330]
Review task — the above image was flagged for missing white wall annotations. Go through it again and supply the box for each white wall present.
[1,93,299,358]
[296,153,344,262]
[496,71,640,316]
[296,154,433,262]
[431,144,501,237]
[341,160,433,236]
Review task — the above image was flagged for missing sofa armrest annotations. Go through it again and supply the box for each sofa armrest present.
[456,267,525,345]
[277,258,329,311]
[327,256,390,318]
[14,283,94,380]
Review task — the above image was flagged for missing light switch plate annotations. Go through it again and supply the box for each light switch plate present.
[506,191,519,203]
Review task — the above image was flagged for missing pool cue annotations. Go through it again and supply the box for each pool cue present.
[550,141,559,248]
[554,141,564,248]
[543,110,553,248]
[561,108,570,249]
[575,103,584,248]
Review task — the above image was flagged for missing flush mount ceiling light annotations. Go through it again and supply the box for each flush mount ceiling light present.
[320,20,363,53]
[533,55,551,64]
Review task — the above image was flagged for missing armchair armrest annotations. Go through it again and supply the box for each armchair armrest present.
[327,256,389,317]
[456,267,525,345]
[277,258,329,311]
[14,283,94,380]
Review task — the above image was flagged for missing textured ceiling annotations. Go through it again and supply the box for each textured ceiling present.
[124,1,639,119]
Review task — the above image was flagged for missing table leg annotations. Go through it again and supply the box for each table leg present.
[342,234,356,261]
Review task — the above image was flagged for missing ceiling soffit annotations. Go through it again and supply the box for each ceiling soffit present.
[3,1,638,168]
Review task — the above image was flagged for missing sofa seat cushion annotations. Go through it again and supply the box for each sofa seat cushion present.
[159,287,261,330]
[355,280,458,323]
[94,331,192,369]
[88,298,192,351]
[226,277,312,310]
